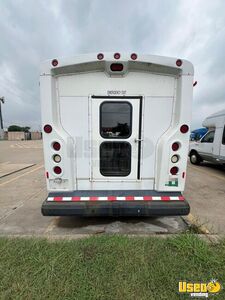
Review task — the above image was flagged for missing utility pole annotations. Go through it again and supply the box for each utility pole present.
[0,96,5,140]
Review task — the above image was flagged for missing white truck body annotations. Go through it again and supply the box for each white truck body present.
[40,53,194,216]
[189,109,225,165]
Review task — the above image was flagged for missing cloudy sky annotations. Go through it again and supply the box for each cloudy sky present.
[0,0,224,130]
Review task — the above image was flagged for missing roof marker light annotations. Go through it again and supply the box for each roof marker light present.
[114,53,120,59]
[43,124,52,133]
[52,59,58,67]
[97,53,104,60]
[131,53,137,60]
[176,59,182,67]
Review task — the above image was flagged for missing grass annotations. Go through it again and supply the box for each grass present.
[0,234,224,300]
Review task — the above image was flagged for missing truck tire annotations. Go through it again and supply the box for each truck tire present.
[190,151,202,165]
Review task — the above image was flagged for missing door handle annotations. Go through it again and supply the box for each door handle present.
[135,138,143,143]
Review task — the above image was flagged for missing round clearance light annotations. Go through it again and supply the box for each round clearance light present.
[176,59,182,67]
[131,53,137,60]
[180,124,189,134]
[52,141,61,151]
[43,124,52,134]
[172,142,180,151]
[97,53,104,60]
[114,52,120,59]
[170,166,179,175]
[53,166,62,174]
[52,59,58,67]
[171,155,179,163]
[110,63,123,72]
[53,154,61,163]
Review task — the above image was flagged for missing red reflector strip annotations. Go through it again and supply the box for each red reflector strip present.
[108,196,117,201]
[161,196,170,201]
[54,197,62,201]
[144,196,152,201]
[72,197,80,201]
[125,196,134,201]
[90,196,98,201]
[47,196,185,202]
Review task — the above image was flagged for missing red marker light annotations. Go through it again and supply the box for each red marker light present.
[114,53,120,59]
[53,166,62,174]
[110,63,123,72]
[43,124,52,134]
[172,142,179,151]
[170,166,178,175]
[180,124,189,134]
[176,59,182,67]
[52,59,58,67]
[97,53,104,60]
[52,142,61,151]
[131,53,137,60]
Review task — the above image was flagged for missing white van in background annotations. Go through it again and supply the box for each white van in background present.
[189,109,225,165]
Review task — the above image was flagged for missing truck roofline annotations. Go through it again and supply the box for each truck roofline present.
[40,52,194,76]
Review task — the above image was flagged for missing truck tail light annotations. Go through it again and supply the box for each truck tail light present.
[180,124,189,133]
[171,155,179,163]
[53,154,61,163]
[54,166,62,174]
[110,63,123,72]
[172,142,180,151]
[43,124,52,133]
[52,142,61,151]
[170,166,178,175]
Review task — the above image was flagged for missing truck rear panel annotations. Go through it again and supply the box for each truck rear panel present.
[40,53,194,216]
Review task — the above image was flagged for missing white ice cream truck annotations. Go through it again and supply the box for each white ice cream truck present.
[40,52,194,216]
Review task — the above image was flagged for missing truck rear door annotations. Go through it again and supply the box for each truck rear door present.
[91,96,142,180]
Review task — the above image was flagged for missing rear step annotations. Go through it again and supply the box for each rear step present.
[42,190,190,217]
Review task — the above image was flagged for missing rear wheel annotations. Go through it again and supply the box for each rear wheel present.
[190,151,201,165]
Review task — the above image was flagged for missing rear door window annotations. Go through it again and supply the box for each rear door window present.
[100,102,132,138]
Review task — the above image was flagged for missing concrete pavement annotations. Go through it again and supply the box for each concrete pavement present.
[184,162,225,233]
